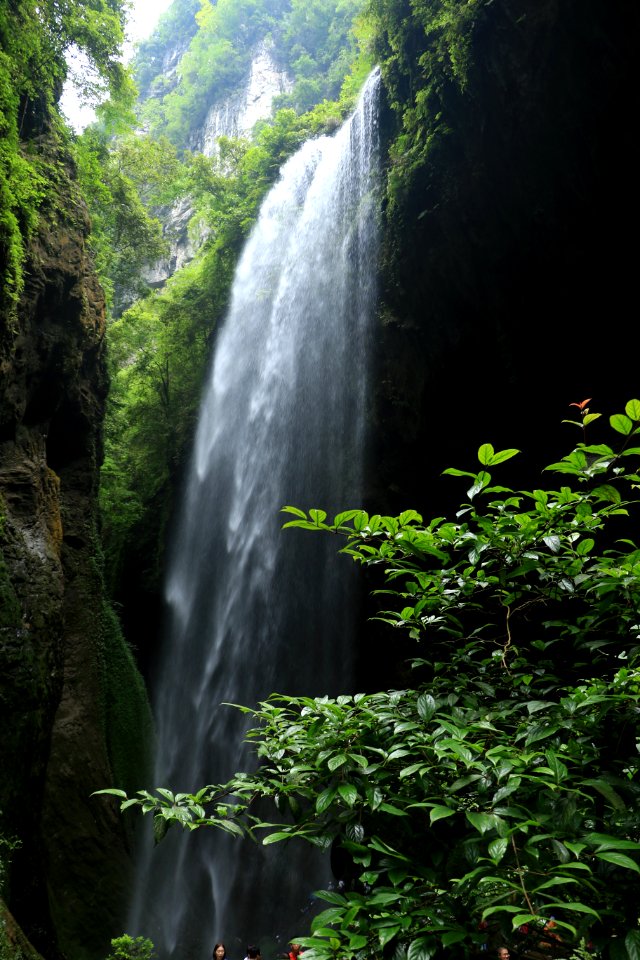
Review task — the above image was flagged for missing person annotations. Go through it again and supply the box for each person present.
[497,947,510,960]
[213,945,228,960]
[288,944,302,960]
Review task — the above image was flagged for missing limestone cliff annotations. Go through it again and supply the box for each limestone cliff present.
[189,39,292,157]
[140,40,292,292]
[0,120,151,960]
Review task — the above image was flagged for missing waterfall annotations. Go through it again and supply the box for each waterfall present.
[128,66,381,960]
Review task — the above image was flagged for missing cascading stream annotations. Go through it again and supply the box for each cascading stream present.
[128,67,381,960]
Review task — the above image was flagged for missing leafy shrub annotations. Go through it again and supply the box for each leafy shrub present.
[98,398,640,959]
[106,935,155,960]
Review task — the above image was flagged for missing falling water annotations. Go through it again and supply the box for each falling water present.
[129,67,381,960]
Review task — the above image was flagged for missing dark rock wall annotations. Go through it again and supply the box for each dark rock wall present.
[354,0,640,688]
[0,130,135,959]
[368,0,640,517]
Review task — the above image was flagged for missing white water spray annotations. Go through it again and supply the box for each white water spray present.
[129,67,381,960]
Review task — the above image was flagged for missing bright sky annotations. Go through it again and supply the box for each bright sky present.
[60,0,175,131]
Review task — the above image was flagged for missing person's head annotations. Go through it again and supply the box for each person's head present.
[289,946,302,957]
[247,947,261,960]
[213,944,227,960]
[497,948,510,960]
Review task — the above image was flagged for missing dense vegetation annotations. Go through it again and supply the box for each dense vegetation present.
[102,399,640,960]
[133,0,367,143]
[0,0,130,309]
[3,0,638,957]
[72,0,375,603]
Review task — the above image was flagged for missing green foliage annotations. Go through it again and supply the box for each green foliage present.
[0,833,20,900]
[133,0,201,101]
[137,0,288,144]
[99,399,640,959]
[273,0,368,114]
[0,0,128,307]
[73,127,186,311]
[133,0,368,146]
[365,0,488,216]
[99,602,154,801]
[95,0,377,588]
[98,105,327,589]
[105,935,156,960]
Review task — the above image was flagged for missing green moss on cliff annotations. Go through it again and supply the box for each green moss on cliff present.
[0,0,129,310]
[0,897,43,960]
[100,602,154,801]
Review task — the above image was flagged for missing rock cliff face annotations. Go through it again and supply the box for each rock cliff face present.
[0,127,138,960]
[142,40,292,291]
[368,0,640,517]
[190,40,292,157]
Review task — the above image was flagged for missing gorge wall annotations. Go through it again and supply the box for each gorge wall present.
[0,113,151,960]
[369,0,640,515]
[141,40,292,292]
[2,0,639,956]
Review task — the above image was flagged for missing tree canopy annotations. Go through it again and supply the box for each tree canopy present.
[0,0,129,307]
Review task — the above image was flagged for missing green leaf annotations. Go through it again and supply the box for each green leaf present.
[430,805,455,824]
[262,830,293,845]
[442,933,466,947]
[312,907,346,928]
[543,902,600,918]
[153,815,170,844]
[417,693,437,721]
[532,877,578,892]
[347,936,367,949]
[328,753,349,771]
[581,779,626,810]
[610,413,633,435]
[399,509,423,525]
[334,509,364,526]
[482,906,523,920]
[316,788,336,814]
[587,834,640,850]
[576,538,595,555]
[281,505,308,519]
[478,443,495,465]
[488,838,508,862]
[379,802,407,816]
[596,852,640,873]
[625,399,640,420]
[156,787,176,803]
[442,467,476,478]
[511,914,539,928]
[468,471,491,499]
[378,926,402,947]
[487,447,520,466]
[314,890,348,906]
[338,784,358,807]
[625,929,640,960]
[466,811,497,834]
[407,937,435,960]
[91,788,128,799]
[544,750,568,782]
